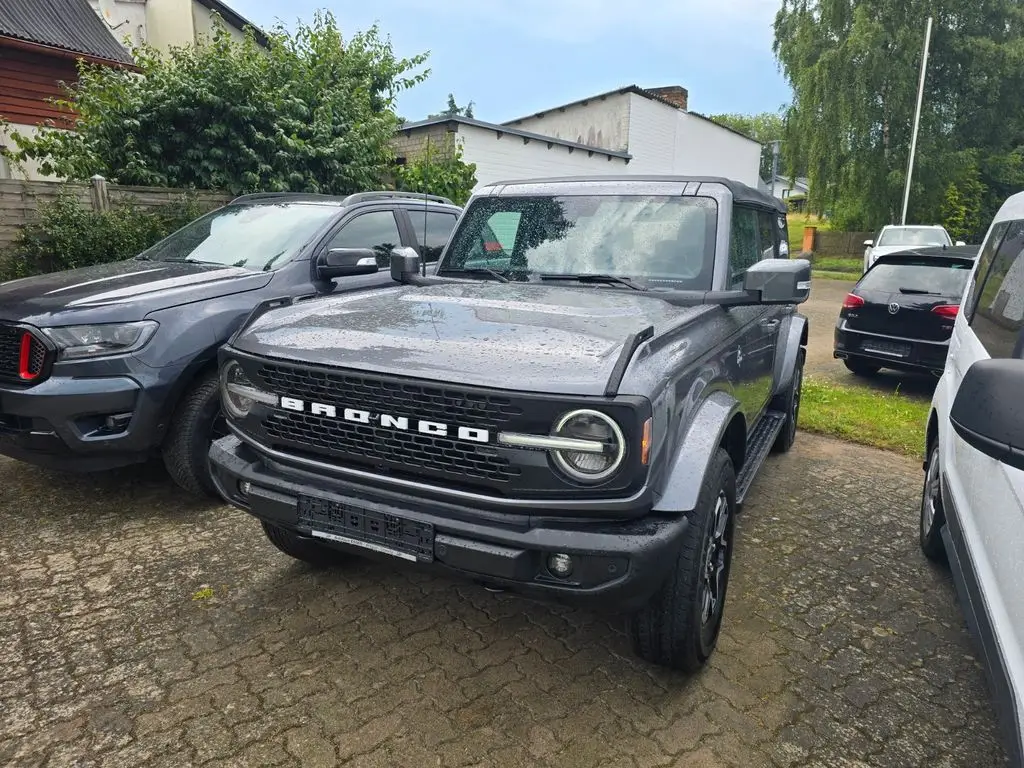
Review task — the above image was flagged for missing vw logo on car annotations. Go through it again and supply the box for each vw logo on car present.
[888,302,900,315]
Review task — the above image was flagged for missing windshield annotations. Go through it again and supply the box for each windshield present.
[438,194,719,290]
[877,227,951,247]
[137,202,340,270]
[859,258,973,296]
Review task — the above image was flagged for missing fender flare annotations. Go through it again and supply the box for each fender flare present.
[652,390,743,513]
[771,312,809,397]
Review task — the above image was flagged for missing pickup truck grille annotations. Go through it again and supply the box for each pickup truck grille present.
[0,324,48,384]
[254,363,525,488]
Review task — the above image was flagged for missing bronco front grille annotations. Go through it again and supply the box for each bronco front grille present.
[0,325,48,384]
[254,363,525,487]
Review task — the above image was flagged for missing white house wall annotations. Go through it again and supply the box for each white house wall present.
[625,94,761,186]
[502,93,631,153]
[457,125,630,190]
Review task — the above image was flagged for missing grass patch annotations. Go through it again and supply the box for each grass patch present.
[799,376,930,456]
[813,255,861,273]
[812,270,858,282]
[787,213,832,255]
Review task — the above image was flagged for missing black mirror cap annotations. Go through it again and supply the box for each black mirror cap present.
[950,358,1024,472]
[743,257,811,305]
[390,246,422,283]
[316,247,379,280]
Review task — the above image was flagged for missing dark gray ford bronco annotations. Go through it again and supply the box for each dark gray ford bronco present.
[209,175,810,671]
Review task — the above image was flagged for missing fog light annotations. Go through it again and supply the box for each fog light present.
[547,553,573,578]
[238,481,251,497]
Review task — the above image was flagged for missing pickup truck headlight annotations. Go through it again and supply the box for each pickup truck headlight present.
[551,409,626,482]
[220,360,276,419]
[43,321,158,360]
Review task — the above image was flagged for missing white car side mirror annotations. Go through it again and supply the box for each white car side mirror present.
[955,240,966,246]
[863,240,873,247]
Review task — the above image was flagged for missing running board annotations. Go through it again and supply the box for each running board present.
[735,410,786,506]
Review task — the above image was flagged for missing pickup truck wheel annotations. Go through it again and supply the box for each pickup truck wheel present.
[628,448,736,672]
[843,356,880,376]
[162,371,226,497]
[771,348,804,453]
[920,443,948,564]
[262,522,348,568]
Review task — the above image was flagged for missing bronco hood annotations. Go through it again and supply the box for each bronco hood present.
[0,259,273,326]
[233,281,705,396]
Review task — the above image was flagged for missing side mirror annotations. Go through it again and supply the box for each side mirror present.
[742,258,811,305]
[390,246,422,283]
[863,240,874,247]
[950,358,1024,472]
[316,247,379,280]
[955,240,967,247]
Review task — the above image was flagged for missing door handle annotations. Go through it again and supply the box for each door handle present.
[759,318,780,330]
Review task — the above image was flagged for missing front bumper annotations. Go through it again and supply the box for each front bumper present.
[210,435,688,611]
[834,325,950,374]
[0,358,184,472]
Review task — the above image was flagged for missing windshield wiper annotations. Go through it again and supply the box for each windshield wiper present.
[898,287,942,295]
[538,273,646,291]
[448,268,510,283]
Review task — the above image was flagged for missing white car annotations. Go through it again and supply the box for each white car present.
[920,193,1024,767]
[863,225,966,272]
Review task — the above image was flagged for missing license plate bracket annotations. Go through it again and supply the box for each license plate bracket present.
[861,339,910,358]
[297,495,434,562]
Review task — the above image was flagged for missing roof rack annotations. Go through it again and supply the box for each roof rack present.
[228,192,346,205]
[341,191,455,206]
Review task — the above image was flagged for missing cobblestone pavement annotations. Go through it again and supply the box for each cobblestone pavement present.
[802,276,937,400]
[0,433,1008,767]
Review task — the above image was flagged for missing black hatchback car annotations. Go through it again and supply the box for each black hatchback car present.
[834,246,978,377]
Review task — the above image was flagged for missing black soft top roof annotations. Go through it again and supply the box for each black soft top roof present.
[478,175,786,213]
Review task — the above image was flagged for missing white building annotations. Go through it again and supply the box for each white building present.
[87,0,268,51]
[395,85,763,191]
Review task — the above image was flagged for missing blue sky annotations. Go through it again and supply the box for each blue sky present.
[228,0,792,123]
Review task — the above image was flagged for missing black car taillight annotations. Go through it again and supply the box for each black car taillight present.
[18,332,46,381]
[842,293,865,309]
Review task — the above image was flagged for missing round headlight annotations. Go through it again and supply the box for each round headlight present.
[221,360,260,419]
[551,409,626,483]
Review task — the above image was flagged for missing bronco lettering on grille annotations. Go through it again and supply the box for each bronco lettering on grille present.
[278,396,491,443]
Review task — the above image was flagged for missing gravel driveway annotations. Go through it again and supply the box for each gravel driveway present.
[0,431,1007,767]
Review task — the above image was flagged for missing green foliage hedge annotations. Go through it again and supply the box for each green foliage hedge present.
[1,192,203,282]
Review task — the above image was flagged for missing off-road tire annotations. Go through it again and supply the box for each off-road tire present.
[628,448,737,672]
[162,371,223,497]
[262,522,348,568]
[771,347,805,454]
[843,356,881,377]
[920,442,948,564]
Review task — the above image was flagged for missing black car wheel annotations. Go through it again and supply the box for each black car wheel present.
[843,356,881,377]
[920,442,947,564]
[162,370,225,498]
[628,447,737,672]
[771,348,804,453]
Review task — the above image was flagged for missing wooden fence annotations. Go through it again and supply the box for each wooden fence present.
[0,177,231,252]
[801,227,874,258]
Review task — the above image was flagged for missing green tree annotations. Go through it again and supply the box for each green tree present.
[773,0,1024,232]
[709,111,794,182]
[395,134,477,206]
[429,93,475,119]
[7,12,428,195]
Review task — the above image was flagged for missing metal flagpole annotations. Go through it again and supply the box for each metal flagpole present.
[901,16,933,225]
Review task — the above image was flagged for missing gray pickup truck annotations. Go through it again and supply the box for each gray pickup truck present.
[208,175,811,671]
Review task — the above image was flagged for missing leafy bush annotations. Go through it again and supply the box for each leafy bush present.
[6,12,427,196]
[1,192,202,281]
[395,134,477,206]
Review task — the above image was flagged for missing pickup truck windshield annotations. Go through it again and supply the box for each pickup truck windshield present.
[136,202,340,270]
[438,195,719,290]
[877,227,951,247]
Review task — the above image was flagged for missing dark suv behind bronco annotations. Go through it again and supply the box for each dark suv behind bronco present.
[209,175,810,671]
[0,191,460,495]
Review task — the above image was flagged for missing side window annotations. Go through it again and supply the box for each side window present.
[964,220,1010,320]
[969,220,1024,358]
[777,214,790,257]
[729,207,760,287]
[326,210,402,267]
[410,211,458,264]
[757,210,778,259]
